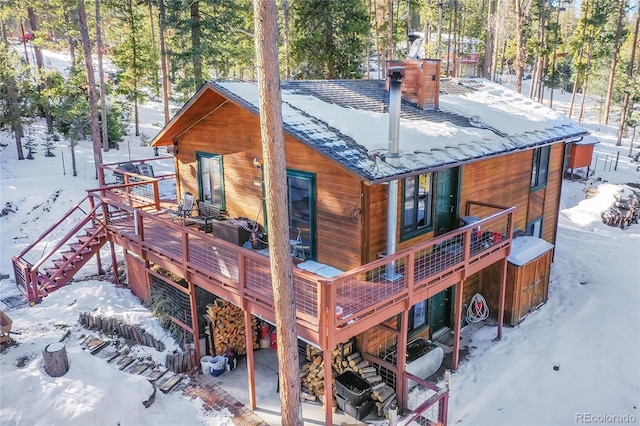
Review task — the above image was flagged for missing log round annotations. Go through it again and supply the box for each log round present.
[43,342,69,377]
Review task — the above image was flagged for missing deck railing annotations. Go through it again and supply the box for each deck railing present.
[401,372,449,426]
[86,179,514,347]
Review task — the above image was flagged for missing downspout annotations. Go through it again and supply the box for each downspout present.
[385,66,405,280]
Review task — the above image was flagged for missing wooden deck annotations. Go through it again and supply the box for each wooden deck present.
[92,184,514,351]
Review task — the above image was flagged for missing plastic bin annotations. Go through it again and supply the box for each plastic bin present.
[209,356,226,377]
[335,371,372,406]
[200,356,213,374]
[336,393,373,421]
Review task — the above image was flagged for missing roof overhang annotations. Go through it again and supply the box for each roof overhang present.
[151,82,228,147]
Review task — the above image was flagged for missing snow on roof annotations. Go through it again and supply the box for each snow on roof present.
[214,79,587,182]
[440,79,575,135]
[508,236,554,266]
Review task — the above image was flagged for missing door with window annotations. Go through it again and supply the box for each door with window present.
[434,168,459,236]
[287,171,316,260]
[196,152,225,208]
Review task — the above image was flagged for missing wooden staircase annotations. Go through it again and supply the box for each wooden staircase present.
[12,195,108,305]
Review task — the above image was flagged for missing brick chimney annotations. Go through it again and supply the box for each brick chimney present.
[385,59,440,110]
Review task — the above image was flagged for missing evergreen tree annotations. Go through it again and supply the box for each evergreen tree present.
[291,0,369,79]
[23,130,37,159]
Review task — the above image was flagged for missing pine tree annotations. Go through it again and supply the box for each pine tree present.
[23,130,37,160]
[291,0,370,79]
[43,133,57,157]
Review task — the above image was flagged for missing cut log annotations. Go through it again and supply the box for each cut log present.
[43,342,69,377]
[374,386,396,402]
[365,375,383,384]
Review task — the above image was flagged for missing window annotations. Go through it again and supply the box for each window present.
[527,217,543,238]
[531,145,551,189]
[402,173,433,237]
[287,171,316,260]
[197,153,224,208]
[408,300,427,331]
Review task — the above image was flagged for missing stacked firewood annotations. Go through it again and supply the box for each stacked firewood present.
[300,341,398,418]
[207,300,259,356]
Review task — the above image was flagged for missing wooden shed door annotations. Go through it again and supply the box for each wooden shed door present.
[434,168,459,236]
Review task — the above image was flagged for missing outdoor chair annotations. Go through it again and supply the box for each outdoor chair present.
[168,192,196,225]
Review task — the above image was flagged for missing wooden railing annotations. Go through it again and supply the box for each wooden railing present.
[401,372,450,425]
[84,178,514,348]
[11,195,107,304]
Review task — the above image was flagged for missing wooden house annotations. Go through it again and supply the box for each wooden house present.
[12,59,590,424]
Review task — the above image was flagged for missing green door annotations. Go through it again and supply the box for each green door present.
[434,167,459,236]
[429,288,452,335]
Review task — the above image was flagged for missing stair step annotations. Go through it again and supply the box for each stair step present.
[77,235,101,246]
[159,374,183,394]
[53,259,76,270]
[69,243,93,254]
[60,250,87,261]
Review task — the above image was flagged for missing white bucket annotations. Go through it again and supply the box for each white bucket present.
[200,356,213,374]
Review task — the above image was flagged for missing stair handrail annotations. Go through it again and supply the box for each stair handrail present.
[28,201,105,272]
[16,195,92,260]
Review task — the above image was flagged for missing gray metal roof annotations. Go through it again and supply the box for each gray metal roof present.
[210,79,588,183]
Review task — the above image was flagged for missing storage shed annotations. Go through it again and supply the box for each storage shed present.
[504,236,555,326]
[567,136,599,177]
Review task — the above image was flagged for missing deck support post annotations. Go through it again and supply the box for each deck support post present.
[188,281,201,364]
[109,240,119,285]
[397,303,409,411]
[452,280,464,371]
[95,246,103,275]
[323,347,333,425]
[244,308,257,409]
[496,257,508,340]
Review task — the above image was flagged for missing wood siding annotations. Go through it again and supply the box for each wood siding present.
[541,143,565,245]
[174,100,364,272]
[460,151,532,233]
[504,250,552,325]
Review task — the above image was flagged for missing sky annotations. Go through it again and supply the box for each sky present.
[1,47,639,426]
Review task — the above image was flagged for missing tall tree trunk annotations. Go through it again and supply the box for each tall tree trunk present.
[569,1,590,118]
[95,0,109,152]
[324,4,335,78]
[282,0,291,79]
[388,0,394,64]
[514,0,526,93]
[3,21,24,160]
[252,0,302,424]
[148,0,159,99]
[603,0,626,125]
[28,7,53,133]
[578,25,595,123]
[484,0,495,78]
[128,0,140,136]
[617,13,639,146]
[63,4,76,65]
[158,0,170,124]
[190,1,203,90]
[77,0,103,177]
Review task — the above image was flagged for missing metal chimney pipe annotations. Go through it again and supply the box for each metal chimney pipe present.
[385,66,405,280]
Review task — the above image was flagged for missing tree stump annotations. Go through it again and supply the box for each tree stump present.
[43,342,69,377]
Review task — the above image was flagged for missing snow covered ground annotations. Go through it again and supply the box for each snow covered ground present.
[1,47,639,425]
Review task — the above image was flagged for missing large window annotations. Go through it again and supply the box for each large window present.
[287,171,316,261]
[197,153,224,208]
[531,145,551,190]
[402,173,433,237]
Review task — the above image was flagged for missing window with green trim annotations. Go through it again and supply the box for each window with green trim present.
[197,153,224,208]
[402,173,433,237]
[531,145,550,190]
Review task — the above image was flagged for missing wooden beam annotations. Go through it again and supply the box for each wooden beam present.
[397,302,409,411]
[323,348,333,425]
[497,257,508,340]
[244,308,257,408]
[452,281,464,371]
[189,281,201,365]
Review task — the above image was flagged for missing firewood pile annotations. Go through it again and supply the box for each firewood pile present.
[300,341,398,418]
[206,300,259,356]
[602,191,639,229]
